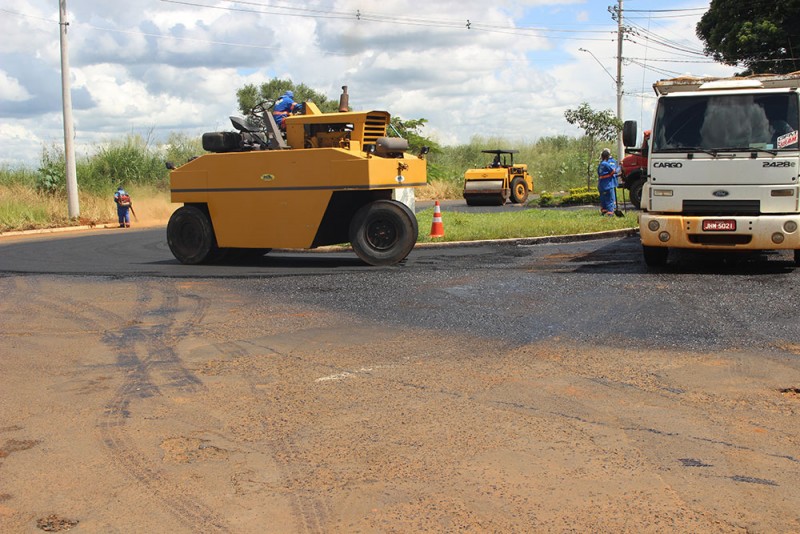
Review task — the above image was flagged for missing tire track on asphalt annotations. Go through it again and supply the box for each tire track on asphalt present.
[20,277,228,532]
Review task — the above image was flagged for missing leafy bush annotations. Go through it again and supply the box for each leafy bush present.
[537,191,554,207]
[36,144,66,195]
[559,186,599,206]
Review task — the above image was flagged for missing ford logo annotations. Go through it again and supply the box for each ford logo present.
[712,190,729,197]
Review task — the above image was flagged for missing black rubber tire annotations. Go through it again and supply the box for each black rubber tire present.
[509,177,529,204]
[349,200,417,266]
[794,249,800,266]
[629,179,645,210]
[166,206,217,265]
[643,245,668,267]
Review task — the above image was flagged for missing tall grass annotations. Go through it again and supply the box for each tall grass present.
[0,183,177,232]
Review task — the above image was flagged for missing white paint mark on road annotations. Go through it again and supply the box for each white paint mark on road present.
[315,367,375,383]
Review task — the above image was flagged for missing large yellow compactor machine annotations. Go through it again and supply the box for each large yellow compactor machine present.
[167,87,428,266]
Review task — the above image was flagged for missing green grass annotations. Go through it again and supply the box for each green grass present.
[0,198,51,231]
[415,206,637,243]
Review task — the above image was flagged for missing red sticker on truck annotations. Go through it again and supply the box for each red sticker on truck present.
[777,130,798,149]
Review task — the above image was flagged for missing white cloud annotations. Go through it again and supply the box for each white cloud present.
[0,0,739,166]
[0,71,31,101]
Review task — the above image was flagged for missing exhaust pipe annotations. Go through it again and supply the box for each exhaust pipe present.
[338,85,349,112]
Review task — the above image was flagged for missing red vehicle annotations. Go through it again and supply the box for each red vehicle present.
[619,130,650,209]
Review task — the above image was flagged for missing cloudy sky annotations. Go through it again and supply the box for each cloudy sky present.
[0,0,738,166]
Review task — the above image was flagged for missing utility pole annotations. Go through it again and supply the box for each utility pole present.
[615,0,624,159]
[59,0,79,218]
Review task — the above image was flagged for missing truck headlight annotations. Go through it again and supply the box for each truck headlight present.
[647,220,660,231]
[784,221,798,233]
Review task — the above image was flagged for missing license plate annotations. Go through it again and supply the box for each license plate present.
[702,219,736,231]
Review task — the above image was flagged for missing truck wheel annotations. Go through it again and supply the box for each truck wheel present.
[509,177,529,204]
[643,245,668,267]
[629,180,644,210]
[794,250,800,266]
[349,200,417,266]
[167,206,217,264]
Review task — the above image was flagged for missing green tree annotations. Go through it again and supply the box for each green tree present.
[696,0,800,75]
[236,78,339,115]
[564,103,621,188]
[389,116,441,155]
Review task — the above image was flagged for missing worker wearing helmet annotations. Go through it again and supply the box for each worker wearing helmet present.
[597,148,619,216]
[272,90,303,129]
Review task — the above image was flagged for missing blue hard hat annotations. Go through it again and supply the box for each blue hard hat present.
[284,90,294,98]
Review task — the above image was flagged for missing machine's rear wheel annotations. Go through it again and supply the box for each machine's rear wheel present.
[349,200,417,266]
[167,206,217,264]
[643,245,668,267]
[509,177,529,204]
[794,249,800,266]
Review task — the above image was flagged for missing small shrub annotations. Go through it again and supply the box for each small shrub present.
[36,145,66,195]
[560,186,599,206]
[537,191,554,207]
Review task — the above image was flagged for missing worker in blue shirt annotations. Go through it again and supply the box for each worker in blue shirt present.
[272,90,302,129]
[114,186,133,228]
[597,148,619,216]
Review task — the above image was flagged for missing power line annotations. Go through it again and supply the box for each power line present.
[625,7,706,12]
[160,0,618,40]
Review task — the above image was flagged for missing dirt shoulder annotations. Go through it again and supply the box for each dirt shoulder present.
[1,275,798,532]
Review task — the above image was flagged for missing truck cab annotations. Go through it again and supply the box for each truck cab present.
[624,74,800,267]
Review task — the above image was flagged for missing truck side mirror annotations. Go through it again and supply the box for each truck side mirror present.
[623,121,637,147]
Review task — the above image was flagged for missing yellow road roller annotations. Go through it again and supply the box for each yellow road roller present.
[167,87,428,266]
[463,149,533,206]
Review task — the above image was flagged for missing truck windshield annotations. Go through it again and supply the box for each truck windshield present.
[653,93,799,153]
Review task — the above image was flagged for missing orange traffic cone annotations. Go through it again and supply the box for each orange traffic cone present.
[429,200,445,238]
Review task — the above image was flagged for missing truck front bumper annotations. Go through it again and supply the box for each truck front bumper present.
[639,213,800,250]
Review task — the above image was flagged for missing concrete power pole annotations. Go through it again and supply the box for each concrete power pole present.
[615,0,624,159]
[59,0,79,218]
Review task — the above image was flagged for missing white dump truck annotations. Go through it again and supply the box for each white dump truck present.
[624,73,800,267]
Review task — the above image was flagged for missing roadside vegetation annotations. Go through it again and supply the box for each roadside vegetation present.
[0,131,623,234]
[0,80,623,237]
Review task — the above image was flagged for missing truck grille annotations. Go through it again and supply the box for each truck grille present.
[364,114,388,145]
[682,200,760,216]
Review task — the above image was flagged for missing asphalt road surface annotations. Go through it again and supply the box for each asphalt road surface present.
[1,228,799,532]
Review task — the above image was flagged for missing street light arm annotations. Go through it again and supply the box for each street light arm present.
[578,48,617,84]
